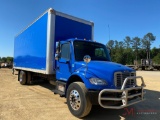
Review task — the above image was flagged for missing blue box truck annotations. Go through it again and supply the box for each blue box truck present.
[13,8,146,118]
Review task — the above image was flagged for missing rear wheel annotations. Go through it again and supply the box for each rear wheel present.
[27,72,32,84]
[18,71,27,85]
[67,82,92,118]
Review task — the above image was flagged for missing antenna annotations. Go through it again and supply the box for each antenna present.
[108,24,110,41]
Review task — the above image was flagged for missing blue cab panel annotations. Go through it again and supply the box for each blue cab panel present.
[14,13,48,70]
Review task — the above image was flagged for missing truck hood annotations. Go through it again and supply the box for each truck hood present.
[75,61,133,73]
[74,61,134,88]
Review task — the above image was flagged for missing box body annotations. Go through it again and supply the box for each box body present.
[14,8,94,74]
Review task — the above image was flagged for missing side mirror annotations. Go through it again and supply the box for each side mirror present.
[55,53,61,60]
[83,55,91,63]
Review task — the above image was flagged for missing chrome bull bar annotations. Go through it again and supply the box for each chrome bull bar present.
[98,76,146,109]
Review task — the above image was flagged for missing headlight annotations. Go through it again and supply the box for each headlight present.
[89,78,107,85]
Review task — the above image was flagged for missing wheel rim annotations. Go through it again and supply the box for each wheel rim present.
[69,90,81,110]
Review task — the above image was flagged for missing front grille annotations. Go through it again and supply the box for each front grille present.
[114,72,136,87]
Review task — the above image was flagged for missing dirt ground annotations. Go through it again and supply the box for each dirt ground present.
[0,68,159,120]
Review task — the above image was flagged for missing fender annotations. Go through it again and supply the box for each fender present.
[66,71,108,91]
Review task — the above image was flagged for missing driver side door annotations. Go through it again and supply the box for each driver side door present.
[56,42,71,81]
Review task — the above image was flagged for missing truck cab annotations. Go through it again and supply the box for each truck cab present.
[55,39,146,118]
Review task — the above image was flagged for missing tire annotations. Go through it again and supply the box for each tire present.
[66,82,92,118]
[18,71,27,85]
[27,72,32,84]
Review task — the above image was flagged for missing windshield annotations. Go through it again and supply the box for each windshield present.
[74,41,111,61]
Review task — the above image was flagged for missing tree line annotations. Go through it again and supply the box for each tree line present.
[0,57,13,63]
[106,32,160,65]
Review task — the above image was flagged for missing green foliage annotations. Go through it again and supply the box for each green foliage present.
[152,52,160,64]
[0,57,13,63]
[106,32,159,65]
[141,33,156,49]
[124,36,131,48]
[7,57,13,63]
[107,40,114,49]
[2,57,7,62]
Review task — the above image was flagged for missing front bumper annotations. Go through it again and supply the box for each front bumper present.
[98,76,146,109]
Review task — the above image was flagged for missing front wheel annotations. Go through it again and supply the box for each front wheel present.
[66,82,92,118]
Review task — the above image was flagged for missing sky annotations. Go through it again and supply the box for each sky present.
[0,0,160,57]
